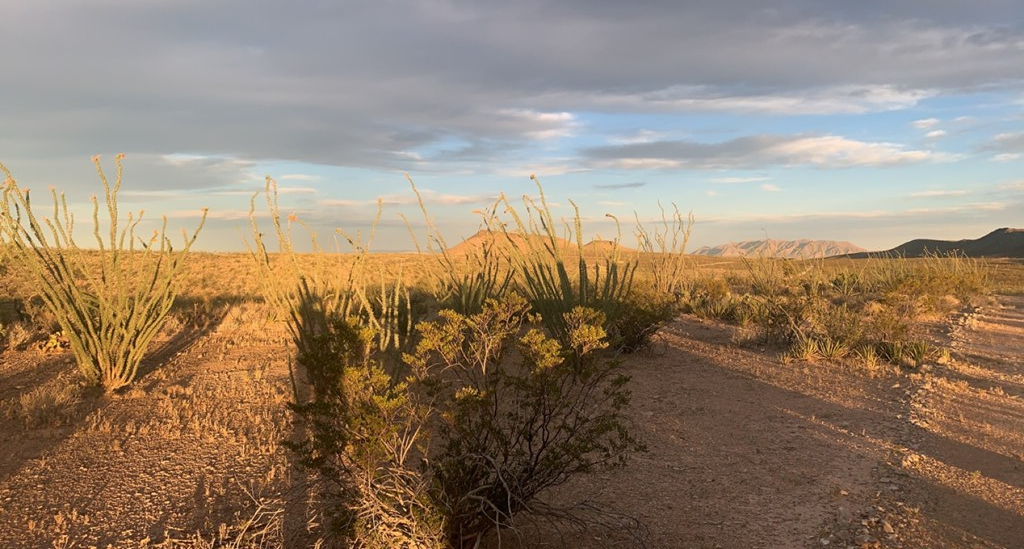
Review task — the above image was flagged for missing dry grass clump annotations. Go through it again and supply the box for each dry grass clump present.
[0,155,206,391]
[6,382,83,429]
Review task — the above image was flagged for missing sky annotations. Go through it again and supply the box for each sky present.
[1,0,1023,252]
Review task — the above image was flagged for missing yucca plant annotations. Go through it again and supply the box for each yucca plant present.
[0,155,206,391]
[408,180,512,315]
[502,177,638,349]
[816,336,850,361]
[855,344,880,370]
[904,340,933,368]
[790,334,820,362]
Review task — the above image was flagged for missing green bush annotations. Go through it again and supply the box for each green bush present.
[408,295,644,547]
[287,290,644,548]
[0,156,205,391]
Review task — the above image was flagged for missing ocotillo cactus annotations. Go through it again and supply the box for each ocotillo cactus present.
[0,155,207,391]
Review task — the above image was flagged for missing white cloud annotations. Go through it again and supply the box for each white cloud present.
[319,189,498,208]
[912,118,941,129]
[587,134,954,170]
[907,202,1006,214]
[497,164,590,177]
[925,130,947,138]
[908,189,968,198]
[496,109,577,140]
[573,85,932,116]
[609,158,683,170]
[992,153,1021,162]
[276,186,318,195]
[762,136,947,168]
[710,176,772,183]
[319,198,362,207]
[761,183,781,192]
[279,174,320,181]
[167,208,252,221]
[702,200,1008,224]
[992,132,1023,143]
[608,130,671,145]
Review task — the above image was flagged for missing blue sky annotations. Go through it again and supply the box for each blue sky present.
[2,0,1022,252]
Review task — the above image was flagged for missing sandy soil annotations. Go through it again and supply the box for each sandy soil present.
[0,296,1020,548]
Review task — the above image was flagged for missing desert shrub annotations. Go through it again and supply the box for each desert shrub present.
[815,336,850,360]
[813,303,863,346]
[903,340,934,368]
[830,271,863,299]
[1,319,34,351]
[862,304,911,348]
[609,290,677,353]
[278,179,654,546]
[789,334,820,362]
[407,295,643,547]
[675,276,755,326]
[0,156,206,391]
[287,287,644,548]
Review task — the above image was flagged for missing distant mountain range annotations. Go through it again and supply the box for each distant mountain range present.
[846,228,1024,259]
[450,228,1024,260]
[692,239,866,259]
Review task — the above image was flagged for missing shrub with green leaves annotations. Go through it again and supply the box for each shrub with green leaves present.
[0,155,206,391]
[287,289,644,548]
[408,295,643,547]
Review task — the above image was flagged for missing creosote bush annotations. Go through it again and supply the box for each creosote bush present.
[288,289,642,548]
[408,296,642,547]
[0,155,206,391]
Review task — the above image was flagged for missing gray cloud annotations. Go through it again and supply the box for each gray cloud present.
[1,153,259,200]
[980,132,1024,153]
[2,0,1023,174]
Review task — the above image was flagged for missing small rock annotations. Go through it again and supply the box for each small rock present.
[882,520,895,534]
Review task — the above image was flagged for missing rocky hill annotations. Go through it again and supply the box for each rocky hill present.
[848,228,1024,258]
[448,230,572,255]
[582,239,637,255]
[692,239,866,259]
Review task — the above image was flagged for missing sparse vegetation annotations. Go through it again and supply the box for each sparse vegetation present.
[669,251,991,370]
